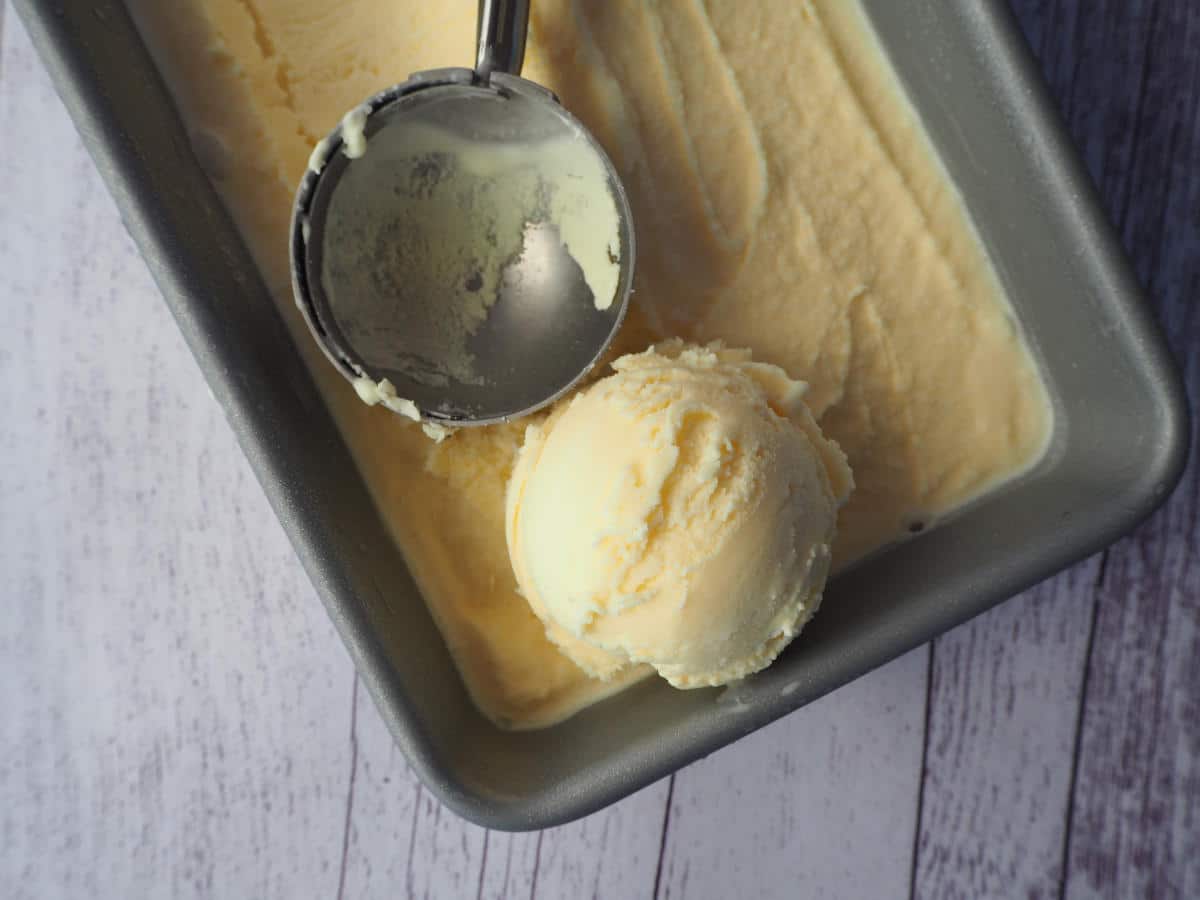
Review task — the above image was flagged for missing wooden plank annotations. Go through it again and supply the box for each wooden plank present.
[346,650,922,900]
[912,563,1101,899]
[908,0,1166,895]
[657,648,928,900]
[517,779,671,900]
[337,681,488,899]
[0,18,357,899]
[472,780,670,899]
[1056,0,1200,894]
[336,656,685,900]
[912,0,1200,896]
[1008,0,1173,218]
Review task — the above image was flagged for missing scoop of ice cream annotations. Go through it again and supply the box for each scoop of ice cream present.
[505,341,853,688]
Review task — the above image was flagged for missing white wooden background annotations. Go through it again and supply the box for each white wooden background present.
[2,1,1197,897]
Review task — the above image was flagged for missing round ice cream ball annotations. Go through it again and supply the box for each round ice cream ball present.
[505,341,853,688]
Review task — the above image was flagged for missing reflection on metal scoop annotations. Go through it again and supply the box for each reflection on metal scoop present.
[290,0,635,430]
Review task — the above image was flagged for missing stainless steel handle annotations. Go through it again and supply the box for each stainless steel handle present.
[476,0,530,80]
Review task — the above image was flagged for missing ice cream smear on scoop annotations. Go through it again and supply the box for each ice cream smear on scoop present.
[506,341,854,688]
[321,115,624,395]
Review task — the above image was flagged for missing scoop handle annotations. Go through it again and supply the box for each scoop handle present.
[476,0,530,80]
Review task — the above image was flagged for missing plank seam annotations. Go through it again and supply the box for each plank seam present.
[1057,549,1109,900]
[652,774,677,899]
[907,643,935,900]
[1111,1,1166,230]
[474,830,490,900]
[529,831,545,900]
[404,782,423,897]
[335,673,360,900]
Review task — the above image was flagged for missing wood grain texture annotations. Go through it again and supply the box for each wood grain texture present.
[913,563,1102,900]
[333,607,924,900]
[0,7,927,898]
[1040,1,1200,896]
[0,20,356,900]
[337,682,673,900]
[913,3,1200,898]
[4,0,1199,898]
[657,649,927,900]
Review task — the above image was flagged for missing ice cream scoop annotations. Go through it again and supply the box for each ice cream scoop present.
[506,342,854,688]
[290,0,635,430]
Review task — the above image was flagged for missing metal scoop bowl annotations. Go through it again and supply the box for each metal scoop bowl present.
[290,0,635,429]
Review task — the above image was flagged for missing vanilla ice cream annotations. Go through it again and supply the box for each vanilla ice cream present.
[129,0,1052,727]
[507,342,852,687]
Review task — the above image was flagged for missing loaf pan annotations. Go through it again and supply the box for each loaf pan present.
[17,0,1188,830]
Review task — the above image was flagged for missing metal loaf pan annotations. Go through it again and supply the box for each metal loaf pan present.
[18,0,1188,830]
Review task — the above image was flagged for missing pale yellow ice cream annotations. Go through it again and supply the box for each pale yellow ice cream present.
[507,342,852,687]
[128,0,1052,728]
